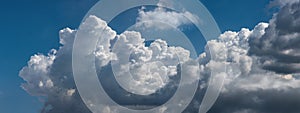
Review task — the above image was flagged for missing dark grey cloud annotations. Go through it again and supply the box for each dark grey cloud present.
[249,1,300,74]
[208,88,300,113]
[202,1,300,113]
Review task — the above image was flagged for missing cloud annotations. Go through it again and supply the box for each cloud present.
[136,6,199,29]
[19,50,56,96]
[194,1,300,112]
[197,22,300,113]
[20,27,92,113]
[111,30,194,95]
[210,88,300,113]
[20,15,201,112]
[19,1,300,113]
[249,1,300,74]
[84,15,118,67]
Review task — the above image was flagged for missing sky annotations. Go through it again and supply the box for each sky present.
[0,0,281,113]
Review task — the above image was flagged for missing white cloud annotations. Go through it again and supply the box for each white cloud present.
[20,26,92,112]
[80,15,118,67]
[19,1,300,112]
[136,7,199,29]
[20,15,300,112]
[111,30,197,95]
[19,50,56,96]
[20,15,202,112]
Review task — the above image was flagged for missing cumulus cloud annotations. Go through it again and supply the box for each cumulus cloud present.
[20,50,56,96]
[19,1,300,113]
[20,15,201,112]
[111,30,195,95]
[249,1,300,74]
[86,16,118,67]
[215,22,300,91]
[20,27,92,113]
[195,1,300,112]
[196,21,300,113]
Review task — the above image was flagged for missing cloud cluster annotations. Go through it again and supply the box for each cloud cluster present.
[19,1,300,113]
[78,15,198,96]
[20,14,201,112]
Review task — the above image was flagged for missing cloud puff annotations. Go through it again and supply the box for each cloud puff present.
[82,15,118,67]
[111,30,194,95]
[136,7,199,29]
[19,50,56,96]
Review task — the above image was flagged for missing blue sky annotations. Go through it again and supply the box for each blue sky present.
[0,0,272,113]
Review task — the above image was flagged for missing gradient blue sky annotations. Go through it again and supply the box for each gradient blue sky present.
[0,0,271,113]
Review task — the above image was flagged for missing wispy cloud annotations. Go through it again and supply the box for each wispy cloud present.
[136,6,200,30]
